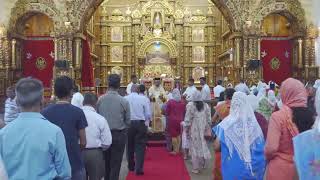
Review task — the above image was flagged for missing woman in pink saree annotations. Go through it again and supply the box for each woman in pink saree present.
[265,78,310,180]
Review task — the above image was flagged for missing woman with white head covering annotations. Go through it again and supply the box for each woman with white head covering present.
[213,92,266,179]
[184,90,211,174]
[166,89,186,154]
[267,90,277,107]
[257,87,267,100]
[293,86,319,180]
[313,79,320,89]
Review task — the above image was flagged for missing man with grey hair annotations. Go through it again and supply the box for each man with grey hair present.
[125,84,151,175]
[97,74,130,180]
[0,78,71,179]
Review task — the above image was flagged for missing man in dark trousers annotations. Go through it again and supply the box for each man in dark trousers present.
[125,84,151,175]
[97,74,131,180]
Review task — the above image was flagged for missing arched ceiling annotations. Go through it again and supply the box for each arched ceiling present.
[0,0,318,34]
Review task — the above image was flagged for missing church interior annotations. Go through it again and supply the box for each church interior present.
[0,0,319,103]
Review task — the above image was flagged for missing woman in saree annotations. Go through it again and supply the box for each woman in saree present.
[213,92,266,179]
[265,78,313,180]
[293,87,319,180]
[184,90,211,174]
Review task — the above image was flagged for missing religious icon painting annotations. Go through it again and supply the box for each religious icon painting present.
[192,27,204,42]
[111,46,123,62]
[111,26,123,42]
[192,46,205,62]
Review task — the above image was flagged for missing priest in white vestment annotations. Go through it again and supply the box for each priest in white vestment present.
[148,78,167,132]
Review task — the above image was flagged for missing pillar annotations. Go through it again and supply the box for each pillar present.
[11,39,16,69]
[298,38,303,68]
[75,38,82,69]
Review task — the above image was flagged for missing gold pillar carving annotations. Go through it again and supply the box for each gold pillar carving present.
[11,39,16,69]
[235,38,241,67]
[0,37,3,68]
[54,38,58,61]
[75,38,81,68]
[4,38,10,68]
[68,38,73,68]
[257,38,261,60]
[298,39,303,68]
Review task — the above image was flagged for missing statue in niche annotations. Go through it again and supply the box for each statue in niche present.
[154,12,162,26]
[141,20,148,35]
[169,19,175,35]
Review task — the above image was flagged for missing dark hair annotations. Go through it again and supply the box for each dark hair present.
[269,82,275,90]
[200,77,206,81]
[131,75,137,79]
[225,88,236,100]
[292,107,314,133]
[83,92,98,106]
[217,80,222,85]
[188,78,194,83]
[219,92,225,102]
[240,79,245,83]
[108,74,121,89]
[54,76,73,99]
[194,101,204,112]
[139,84,146,93]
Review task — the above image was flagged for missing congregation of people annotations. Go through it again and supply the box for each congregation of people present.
[1,73,320,180]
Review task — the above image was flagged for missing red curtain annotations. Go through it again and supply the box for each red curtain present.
[23,39,54,87]
[261,39,292,85]
[81,39,94,87]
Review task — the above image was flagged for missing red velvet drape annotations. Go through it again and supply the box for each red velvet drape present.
[261,39,292,85]
[81,39,94,87]
[23,39,54,87]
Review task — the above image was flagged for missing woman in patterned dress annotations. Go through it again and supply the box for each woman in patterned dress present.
[184,90,212,174]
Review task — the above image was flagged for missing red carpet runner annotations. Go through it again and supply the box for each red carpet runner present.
[126,147,191,180]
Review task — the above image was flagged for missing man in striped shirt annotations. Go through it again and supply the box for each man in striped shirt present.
[4,86,19,124]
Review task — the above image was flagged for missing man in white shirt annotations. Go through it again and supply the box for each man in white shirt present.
[71,85,84,108]
[126,75,138,95]
[235,79,250,95]
[213,80,225,100]
[183,78,197,101]
[82,93,112,180]
[200,77,211,103]
[125,84,151,175]
[138,84,152,127]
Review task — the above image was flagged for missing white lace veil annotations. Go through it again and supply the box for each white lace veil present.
[257,87,266,100]
[267,90,277,106]
[314,87,320,131]
[219,92,264,170]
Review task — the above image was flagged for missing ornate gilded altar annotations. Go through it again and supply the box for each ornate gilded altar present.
[90,0,223,88]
